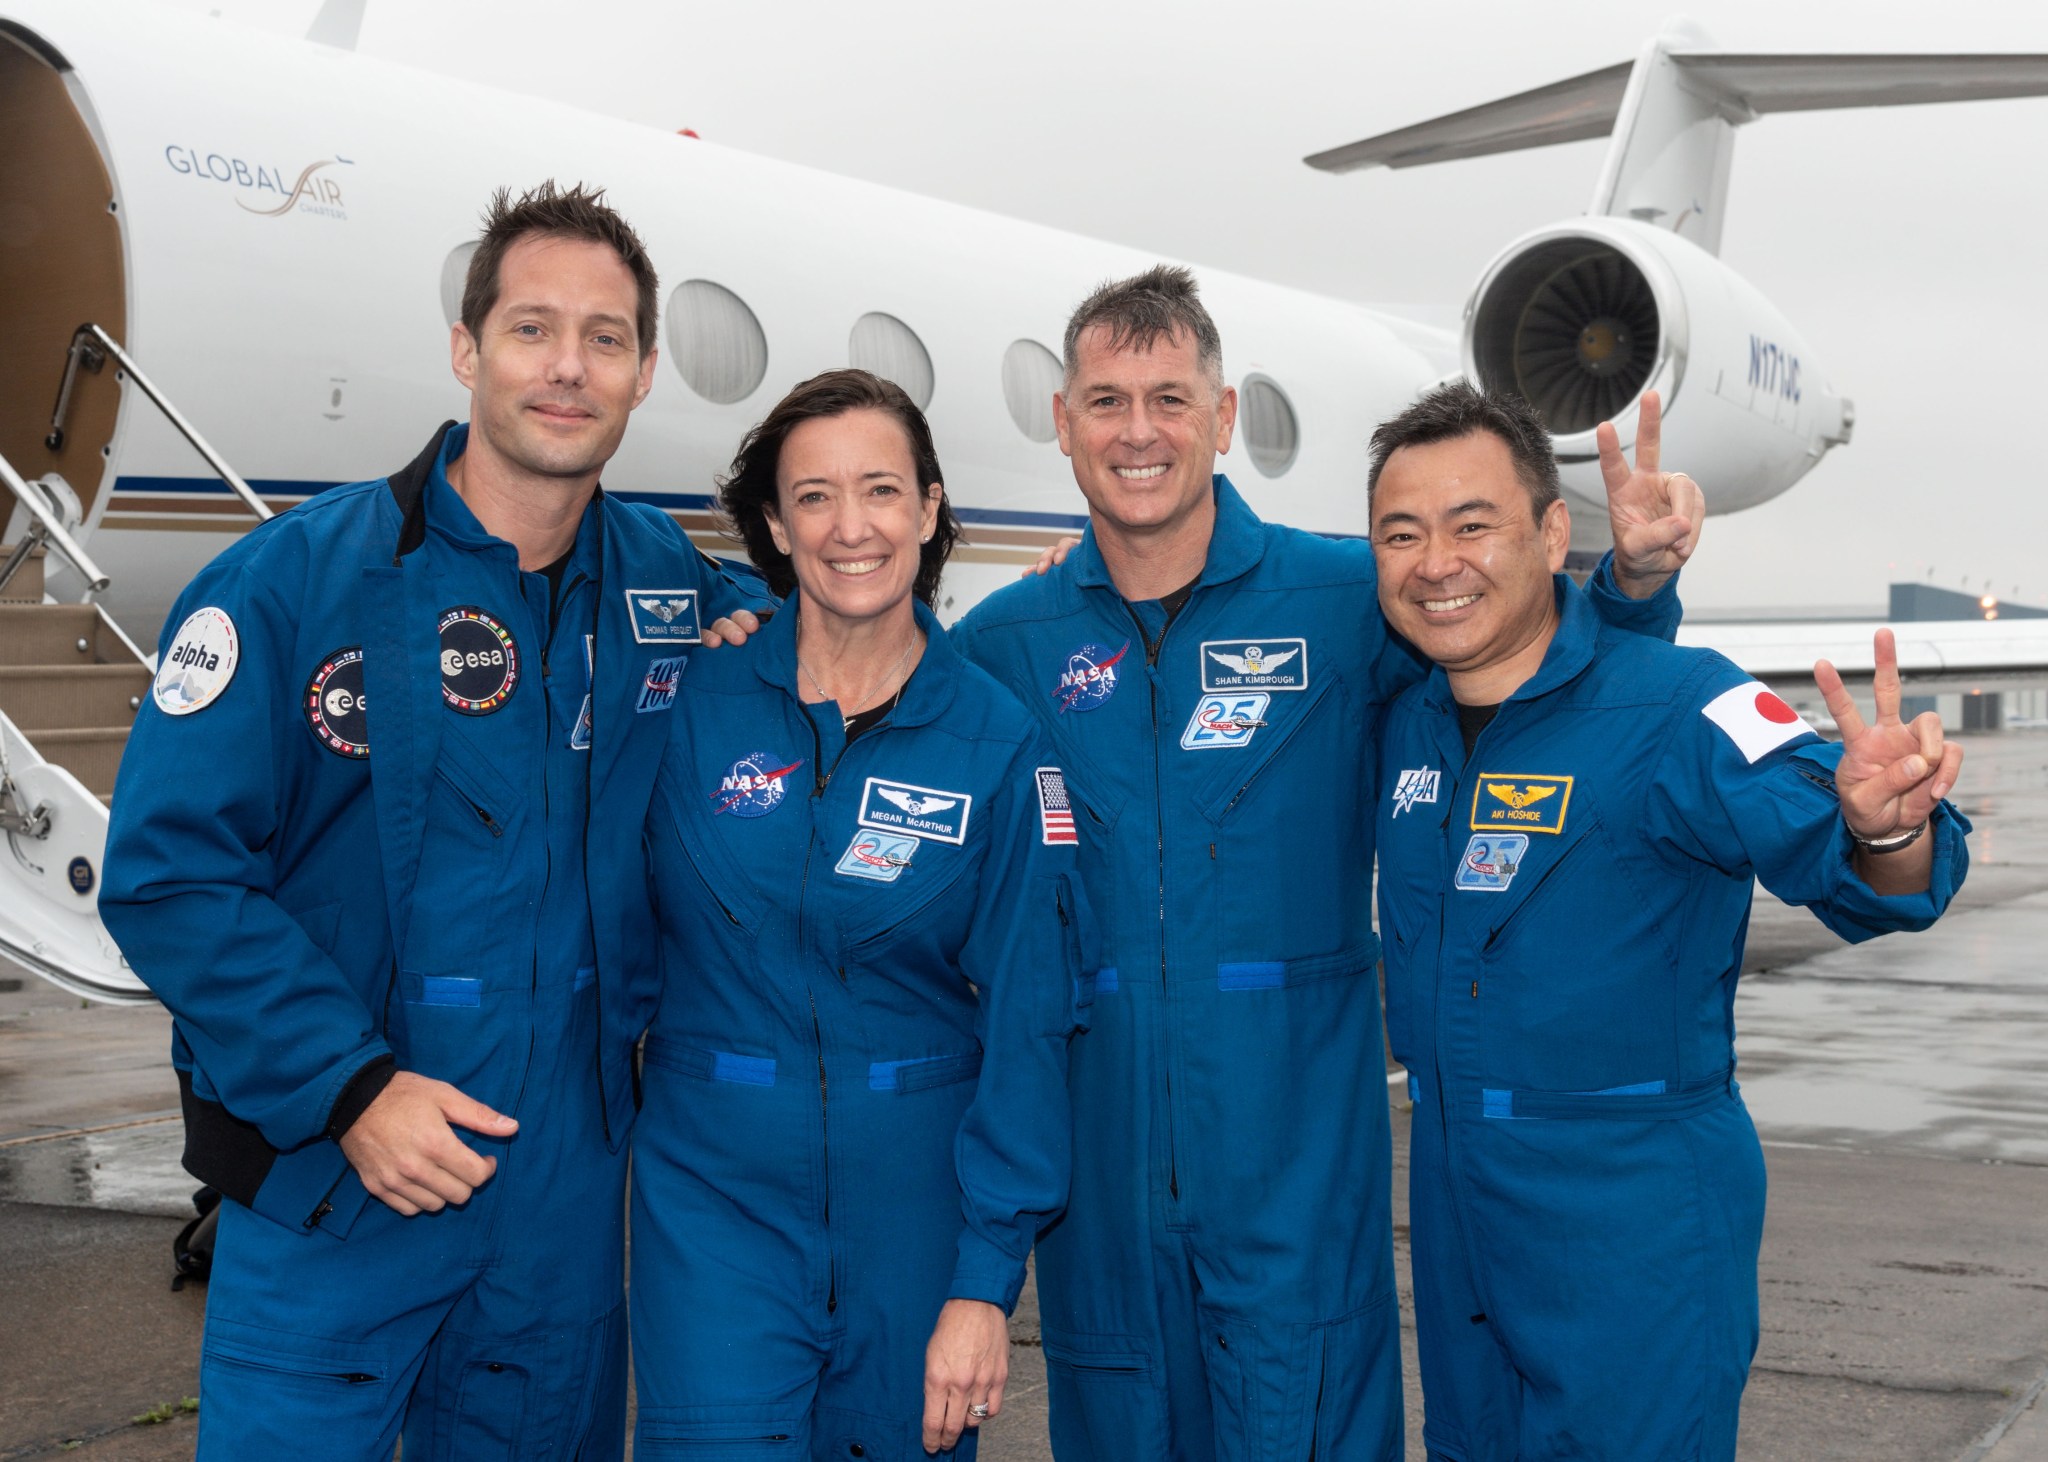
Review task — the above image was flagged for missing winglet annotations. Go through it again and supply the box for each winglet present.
[305,0,366,51]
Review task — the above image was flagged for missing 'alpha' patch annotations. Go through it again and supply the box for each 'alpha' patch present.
[635,655,686,714]
[858,777,973,845]
[1053,641,1128,713]
[835,829,921,883]
[1456,833,1529,892]
[153,605,239,716]
[626,589,702,645]
[1470,773,1573,835]
[712,751,804,818]
[305,646,369,757]
[438,606,519,715]
[1702,681,1817,764]
[1180,694,1269,750]
[1200,639,1308,692]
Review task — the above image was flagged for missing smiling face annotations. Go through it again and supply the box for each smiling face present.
[765,408,941,630]
[452,232,655,485]
[1371,429,1571,701]
[1054,323,1236,542]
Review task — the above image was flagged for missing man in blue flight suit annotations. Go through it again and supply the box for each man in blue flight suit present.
[1368,382,1968,1462]
[100,182,765,1460]
[950,266,1703,1461]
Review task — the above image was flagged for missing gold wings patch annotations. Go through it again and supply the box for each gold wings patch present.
[1487,783,1557,811]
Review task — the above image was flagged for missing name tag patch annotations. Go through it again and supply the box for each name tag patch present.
[626,588,702,645]
[713,751,804,818]
[1180,693,1269,749]
[835,830,921,883]
[858,777,973,845]
[635,655,686,713]
[1391,766,1439,816]
[438,606,519,715]
[1201,638,1307,693]
[153,605,240,716]
[305,645,369,757]
[1456,832,1529,892]
[1470,773,1573,834]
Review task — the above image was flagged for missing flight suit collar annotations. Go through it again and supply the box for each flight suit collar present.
[1416,575,1600,716]
[750,589,961,729]
[1067,474,1268,599]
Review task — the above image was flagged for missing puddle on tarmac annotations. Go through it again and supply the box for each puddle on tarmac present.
[0,1119,194,1215]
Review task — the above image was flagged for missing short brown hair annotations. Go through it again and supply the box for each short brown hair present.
[1368,380,1562,516]
[460,180,660,358]
[717,369,963,606]
[1063,264,1225,390]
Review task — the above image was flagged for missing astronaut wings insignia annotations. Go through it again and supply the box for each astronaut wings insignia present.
[878,788,959,817]
[1207,646,1298,676]
[1470,773,1573,834]
[637,597,692,623]
[859,777,974,845]
[1485,783,1556,811]
[624,587,703,644]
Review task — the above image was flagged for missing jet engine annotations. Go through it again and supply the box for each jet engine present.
[1462,217,1854,545]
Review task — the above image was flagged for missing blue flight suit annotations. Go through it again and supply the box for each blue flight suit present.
[1374,579,1969,1462]
[630,595,1091,1460]
[100,423,763,1461]
[949,478,1679,1462]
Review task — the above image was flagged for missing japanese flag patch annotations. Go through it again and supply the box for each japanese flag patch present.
[1703,681,1817,764]
[1036,766,1078,845]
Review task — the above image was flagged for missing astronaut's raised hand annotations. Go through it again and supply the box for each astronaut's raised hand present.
[1022,536,1083,577]
[1596,390,1705,597]
[1813,627,1961,893]
[337,1070,519,1216]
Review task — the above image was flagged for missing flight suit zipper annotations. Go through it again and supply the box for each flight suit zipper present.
[809,985,835,1314]
[1124,601,1181,1203]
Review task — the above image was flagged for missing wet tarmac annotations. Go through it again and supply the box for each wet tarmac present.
[1,732,2044,1460]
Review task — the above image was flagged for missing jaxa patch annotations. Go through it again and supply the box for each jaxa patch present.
[1456,833,1529,892]
[305,646,369,758]
[626,589,702,645]
[153,605,239,716]
[835,829,921,883]
[1180,694,1269,750]
[858,777,973,846]
[1391,767,1440,817]
[1054,641,1128,713]
[635,655,686,714]
[713,751,804,817]
[1200,638,1308,693]
[438,606,519,715]
[1470,773,1573,835]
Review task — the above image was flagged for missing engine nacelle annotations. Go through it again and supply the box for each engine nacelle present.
[1462,217,1853,546]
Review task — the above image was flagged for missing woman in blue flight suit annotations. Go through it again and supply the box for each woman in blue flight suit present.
[631,371,1093,1460]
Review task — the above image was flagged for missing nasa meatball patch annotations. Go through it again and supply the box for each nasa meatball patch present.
[713,751,804,818]
[305,646,370,757]
[153,605,240,716]
[1053,641,1128,713]
[438,606,519,715]
[626,588,702,645]
[1703,681,1818,763]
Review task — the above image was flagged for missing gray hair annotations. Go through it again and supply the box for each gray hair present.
[1062,264,1225,392]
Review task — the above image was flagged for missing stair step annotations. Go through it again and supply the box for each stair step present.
[0,663,150,730]
[25,726,130,797]
[0,543,45,603]
[0,604,114,665]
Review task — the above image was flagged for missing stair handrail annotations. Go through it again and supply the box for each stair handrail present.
[0,448,109,593]
[49,323,274,526]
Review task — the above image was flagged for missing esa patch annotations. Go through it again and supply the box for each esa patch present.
[1703,681,1817,764]
[1180,693,1270,750]
[1391,766,1440,817]
[1036,766,1078,845]
[636,655,686,714]
[153,605,239,716]
[835,829,921,883]
[438,606,519,715]
[1470,773,1573,835]
[626,588,702,645]
[305,646,369,758]
[1455,833,1529,892]
[569,635,594,750]
[858,777,973,846]
[1053,641,1128,713]
[712,751,804,818]
[1200,638,1308,693]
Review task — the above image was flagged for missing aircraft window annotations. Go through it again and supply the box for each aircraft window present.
[1001,339,1062,443]
[440,242,478,327]
[1240,374,1299,477]
[668,280,769,404]
[849,312,935,410]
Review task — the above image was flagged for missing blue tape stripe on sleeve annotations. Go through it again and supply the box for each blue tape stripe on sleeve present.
[1095,966,1119,993]
[572,965,597,992]
[415,976,480,1008]
[869,1060,908,1091]
[708,1052,777,1086]
[1482,1089,1519,1119]
[1407,1073,1420,1103]
[1217,961,1286,991]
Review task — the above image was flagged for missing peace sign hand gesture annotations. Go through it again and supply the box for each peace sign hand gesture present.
[1813,628,1962,847]
[1596,390,1706,598]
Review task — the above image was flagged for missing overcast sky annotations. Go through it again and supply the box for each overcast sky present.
[161,0,2048,611]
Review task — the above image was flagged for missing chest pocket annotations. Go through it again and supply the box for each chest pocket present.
[402,732,520,977]
[833,824,982,967]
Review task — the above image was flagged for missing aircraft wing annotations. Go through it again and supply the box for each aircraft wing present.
[1678,620,2048,698]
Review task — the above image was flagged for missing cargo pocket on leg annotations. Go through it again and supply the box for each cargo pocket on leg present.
[1042,1336,1169,1462]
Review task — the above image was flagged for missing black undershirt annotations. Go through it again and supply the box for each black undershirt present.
[842,668,917,745]
[1456,701,1501,759]
[1159,577,1198,619]
[536,544,575,629]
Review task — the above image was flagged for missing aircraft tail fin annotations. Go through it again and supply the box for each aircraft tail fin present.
[1305,22,2048,255]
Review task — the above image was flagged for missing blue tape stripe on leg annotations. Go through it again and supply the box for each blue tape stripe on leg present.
[708,1052,777,1086]
[1095,966,1119,993]
[416,976,480,1008]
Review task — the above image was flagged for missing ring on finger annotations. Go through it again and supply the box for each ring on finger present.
[968,1402,991,1421]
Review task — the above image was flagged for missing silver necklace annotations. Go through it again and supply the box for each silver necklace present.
[796,611,921,729]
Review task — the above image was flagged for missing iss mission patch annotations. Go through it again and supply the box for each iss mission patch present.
[152,605,239,716]
[305,646,369,757]
[437,606,519,715]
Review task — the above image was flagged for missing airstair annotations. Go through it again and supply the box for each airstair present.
[1,325,269,1004]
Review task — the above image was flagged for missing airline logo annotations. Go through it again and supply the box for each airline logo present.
[858,778,973,846]
[1702,681,1817,764]
[835,830,921,884]
[162,146,352,221]
[1469,774,1573,835]
[626,588,702,645]
[1201,639,1308,692]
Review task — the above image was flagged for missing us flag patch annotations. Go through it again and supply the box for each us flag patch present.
[1037,767,1078,845]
